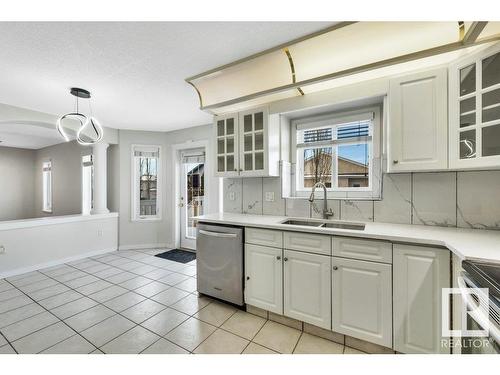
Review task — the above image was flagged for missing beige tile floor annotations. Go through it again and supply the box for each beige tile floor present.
[0,248,366,354]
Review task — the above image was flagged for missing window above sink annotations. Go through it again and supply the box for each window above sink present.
[290,105,382,200]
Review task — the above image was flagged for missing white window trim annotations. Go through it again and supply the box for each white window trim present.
[291,106,382,200]
[81,154,93,216]
[42,160,53,213]
[131,144,162,222]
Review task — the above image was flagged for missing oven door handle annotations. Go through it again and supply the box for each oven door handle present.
[458,276,500,345]
[199,229,237,238]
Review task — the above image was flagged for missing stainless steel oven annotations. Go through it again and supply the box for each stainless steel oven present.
[459,261,500,354]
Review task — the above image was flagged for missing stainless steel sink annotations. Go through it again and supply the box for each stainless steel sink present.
[281,219,365,231]
[320,222,365,230]
[281,219,324,227]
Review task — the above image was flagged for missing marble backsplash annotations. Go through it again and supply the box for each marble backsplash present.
[222,170,500,230]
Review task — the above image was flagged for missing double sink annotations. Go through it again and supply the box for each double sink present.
[280,219,365,231]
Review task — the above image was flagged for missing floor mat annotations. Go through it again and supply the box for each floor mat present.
[155,249,196,264]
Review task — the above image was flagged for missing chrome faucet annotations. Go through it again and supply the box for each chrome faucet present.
[308,182,334,219]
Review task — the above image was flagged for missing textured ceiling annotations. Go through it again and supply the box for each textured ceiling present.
[0,22,334,132]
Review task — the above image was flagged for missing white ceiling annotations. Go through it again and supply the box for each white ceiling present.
[0,122,65,149]
[0,22,333,132]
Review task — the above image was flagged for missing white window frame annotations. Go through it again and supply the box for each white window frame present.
[82,154,93,215]
[42,160,52,213]
[131,144,162,221]
[291,106,382,200]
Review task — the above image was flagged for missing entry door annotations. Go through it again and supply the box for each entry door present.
[180,149,205,250]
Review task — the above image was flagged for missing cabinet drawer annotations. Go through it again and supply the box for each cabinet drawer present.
[333,236,392,263]
[245,228,283,248]
[284,232,331,255]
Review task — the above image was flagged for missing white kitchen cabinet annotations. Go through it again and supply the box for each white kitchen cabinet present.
[332,236,392,264]
[244,244,283,314]
[213,106,279,177]
[332,257,392,348]
[283,250,331,329]
[388,67,448,172]
[284,231,331,256]
[449,42,500,169]
[393,244,450,354]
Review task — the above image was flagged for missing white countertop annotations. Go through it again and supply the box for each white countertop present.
[194,212,500,263]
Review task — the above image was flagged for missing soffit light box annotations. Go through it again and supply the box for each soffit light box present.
[186,21,500,114]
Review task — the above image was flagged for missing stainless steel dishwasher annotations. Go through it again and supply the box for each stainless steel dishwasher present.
[196,223,244,306]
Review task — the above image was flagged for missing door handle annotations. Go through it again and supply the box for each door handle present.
[199,229,237,238]
[283,257,288,262]
[332,266,338,270]
[276,256,281,260]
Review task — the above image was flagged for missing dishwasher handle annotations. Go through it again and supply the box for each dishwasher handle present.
[199,229,238,238]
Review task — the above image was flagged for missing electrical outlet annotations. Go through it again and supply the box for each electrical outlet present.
[265,191,275,202]
[97,229,103,237]
[0,245,5,254]
[229,192,236,201]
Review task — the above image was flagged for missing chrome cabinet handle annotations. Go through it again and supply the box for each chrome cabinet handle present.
[276,256,281,260]
[332,266,338,270]
[284,257,288,262]
[199,229,237,238]
[393,160,399,164]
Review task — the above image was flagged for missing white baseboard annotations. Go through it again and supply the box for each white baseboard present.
[0,247,118,279]
[118,243,171,251]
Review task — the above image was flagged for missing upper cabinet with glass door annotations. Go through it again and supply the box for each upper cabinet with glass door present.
[215,113,239,177]
[214,106,280,178]
[450,42,500,169]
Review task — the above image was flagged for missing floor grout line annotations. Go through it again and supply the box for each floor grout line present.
[2,248,351,355]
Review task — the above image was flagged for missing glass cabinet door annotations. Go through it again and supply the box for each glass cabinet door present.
[451,44,500,168]
[239,109,266,174]
[215,116,238,175]
[481,51,500,157]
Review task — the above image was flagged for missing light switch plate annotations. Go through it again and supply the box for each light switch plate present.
[229,192,236,201]
[265,192,275,202]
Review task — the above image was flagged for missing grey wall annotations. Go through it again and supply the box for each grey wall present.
[107,144,120,213]
[118,129,169,248]
[163,124,220,247]
[35,140,91,217]
[223,170,500,231]
[118,124,219,249]
[0,146,36,220]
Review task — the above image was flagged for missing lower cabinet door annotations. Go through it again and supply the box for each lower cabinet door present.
[244,244,283,314]
[393,244,450,354]
[284,250,331,329]
[332,257,392,348]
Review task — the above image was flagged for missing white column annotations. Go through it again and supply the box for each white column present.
[91,142,110,214]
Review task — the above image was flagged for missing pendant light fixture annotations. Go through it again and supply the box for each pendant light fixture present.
[56,87,104,146]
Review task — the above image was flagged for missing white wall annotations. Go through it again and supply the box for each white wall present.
[0,214,118,277]
[0,146,36,220]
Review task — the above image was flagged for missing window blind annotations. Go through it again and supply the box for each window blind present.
[181,148,205,164]
[295,111,374,131]
[134,147,160,158]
